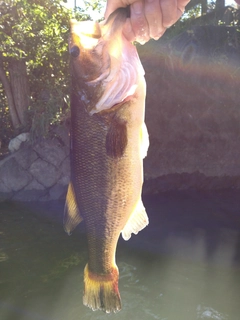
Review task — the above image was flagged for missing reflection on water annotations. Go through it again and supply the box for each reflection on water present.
[0,190,240,320]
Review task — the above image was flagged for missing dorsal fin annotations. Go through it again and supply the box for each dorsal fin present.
[63,181,83,235]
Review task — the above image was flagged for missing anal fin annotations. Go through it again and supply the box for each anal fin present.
[63,181,83,235]
[121,198,149,241]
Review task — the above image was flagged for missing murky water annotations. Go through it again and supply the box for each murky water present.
[0,190,240,320]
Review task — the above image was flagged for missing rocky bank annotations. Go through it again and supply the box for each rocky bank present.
[0,127,70,202]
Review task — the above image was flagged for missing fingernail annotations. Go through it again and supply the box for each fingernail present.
[178,7,185,15]
[137,39,146,45]
[136,34,149,45]
[132,1,142,15]
[153,28,166,40]
[163,20,174,28]
[153,33,163,40]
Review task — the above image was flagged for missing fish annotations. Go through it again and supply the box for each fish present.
[63,7,149,313]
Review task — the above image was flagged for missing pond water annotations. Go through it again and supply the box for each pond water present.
[0,190,240,320]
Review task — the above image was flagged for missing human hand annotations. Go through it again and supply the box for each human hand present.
[105,0,190,44]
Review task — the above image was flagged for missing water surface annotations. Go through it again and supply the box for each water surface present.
[0,190,240,320]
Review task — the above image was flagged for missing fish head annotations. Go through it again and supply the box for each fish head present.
[69,19,103,82]
[69,8,145,115]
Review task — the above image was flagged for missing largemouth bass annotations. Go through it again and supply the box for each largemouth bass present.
[64,7,149,313]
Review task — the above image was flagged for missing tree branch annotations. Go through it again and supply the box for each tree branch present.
[0,55,21,128]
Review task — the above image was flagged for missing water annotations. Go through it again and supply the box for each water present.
[0,190,240,320]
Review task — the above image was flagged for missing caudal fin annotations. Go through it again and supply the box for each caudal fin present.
[83,264,121,313]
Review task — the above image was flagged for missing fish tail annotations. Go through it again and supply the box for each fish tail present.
[83,264,121,313]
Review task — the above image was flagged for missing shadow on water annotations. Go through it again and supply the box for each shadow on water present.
[0,190,240,320]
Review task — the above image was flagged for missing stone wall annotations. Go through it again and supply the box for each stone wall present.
[0,127,70,202]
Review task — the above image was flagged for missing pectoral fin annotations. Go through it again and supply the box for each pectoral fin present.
[121,199,149,241]
[63,181,83,235]
[106,119,127,158]
[140,122,149,159]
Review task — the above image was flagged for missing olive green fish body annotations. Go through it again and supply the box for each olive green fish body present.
[71,86,144,270]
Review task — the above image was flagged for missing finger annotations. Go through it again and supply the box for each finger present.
[160,0,178,28]
[122,18,136,42]
[144,0,165,40]
[130,1,150,44]
[104,13,135,42]
[176,0,190,17]
[104,0,125,19]
[177,0,190,12]
[173,0,190,24]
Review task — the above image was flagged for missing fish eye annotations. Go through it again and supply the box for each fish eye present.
[70,45,80,58]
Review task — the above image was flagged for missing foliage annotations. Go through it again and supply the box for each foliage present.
[0,0,103,148]
[163,1,240,41]
[182,4,202,21]
[77,0,106,21]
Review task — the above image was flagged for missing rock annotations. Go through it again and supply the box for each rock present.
[14,147,38,170]
[8,133,30,152]
[48,184,68,200]
[0,178,11,193]
[12,189,47,202]
[0,157,32,192]
[58,157,70,186]
[0,178,13,201]
[143,173,240,195]
[29,158,61,188]
[33,140,68,167]
[24,179,45,190]
[53,124,70,148]
[0,192,13,202]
